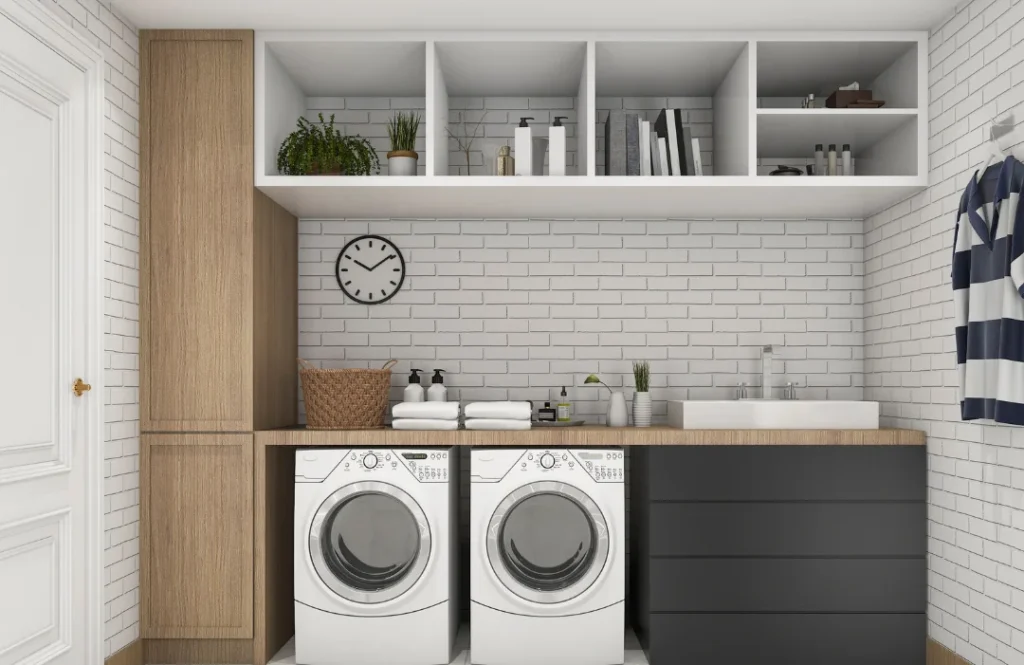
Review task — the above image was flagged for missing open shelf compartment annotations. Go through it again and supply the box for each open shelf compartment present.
[257,37,427,177]
[595,41,752,176]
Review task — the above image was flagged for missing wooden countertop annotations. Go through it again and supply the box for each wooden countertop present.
[256,426,925,447]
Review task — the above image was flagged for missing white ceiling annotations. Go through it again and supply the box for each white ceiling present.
[112,0,958,31]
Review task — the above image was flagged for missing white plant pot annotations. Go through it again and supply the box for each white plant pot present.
[633,392,652,428]
[607,391,628,428]
[387,151,418,176]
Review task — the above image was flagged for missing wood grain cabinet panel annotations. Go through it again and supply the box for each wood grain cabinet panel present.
[141,434,254,639]
[140,30,254,432]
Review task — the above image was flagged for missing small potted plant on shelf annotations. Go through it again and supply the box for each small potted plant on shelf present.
[385,111,421,176]
[276,113,379,175]
[632,361,651,428]
[585,374,628,428]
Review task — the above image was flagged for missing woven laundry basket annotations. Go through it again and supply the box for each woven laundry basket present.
[299,359,397,429]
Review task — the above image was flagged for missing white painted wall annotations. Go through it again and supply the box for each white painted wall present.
[33,0,140,658]
[866,2,1024,664]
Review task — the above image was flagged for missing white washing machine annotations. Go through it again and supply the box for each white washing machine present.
[294,447,458,665]
[470,448,625,665]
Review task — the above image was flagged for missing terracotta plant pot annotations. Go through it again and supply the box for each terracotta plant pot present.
[387,150,418,176]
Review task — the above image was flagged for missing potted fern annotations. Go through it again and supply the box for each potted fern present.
[277,113,379,176]
[386,111,421,176]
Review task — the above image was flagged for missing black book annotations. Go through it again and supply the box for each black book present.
[673,111,691,176]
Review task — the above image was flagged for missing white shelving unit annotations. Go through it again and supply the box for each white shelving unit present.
[255,31,928,219]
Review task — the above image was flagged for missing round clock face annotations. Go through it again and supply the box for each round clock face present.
[334,235,406,305]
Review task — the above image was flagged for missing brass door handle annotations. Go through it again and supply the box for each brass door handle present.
[73,378,92,397]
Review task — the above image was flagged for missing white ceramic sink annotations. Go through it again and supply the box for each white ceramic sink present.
[668,400,879,430]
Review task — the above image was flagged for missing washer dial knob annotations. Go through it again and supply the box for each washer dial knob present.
[540,453,556,469]
[362,453,377,469]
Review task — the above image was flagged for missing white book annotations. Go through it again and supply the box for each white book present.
[664,109,681,176]
[650,129,663,176]
[691,137,703,176]
[640,121,651,176]
[657,137,670,176]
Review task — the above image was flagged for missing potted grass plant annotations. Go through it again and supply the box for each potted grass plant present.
[386,111,421,176]
[632,361,651,428]
[277,113,379,176]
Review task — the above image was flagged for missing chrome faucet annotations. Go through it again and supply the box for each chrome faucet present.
[761,345,773,399]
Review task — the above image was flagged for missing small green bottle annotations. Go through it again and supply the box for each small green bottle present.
[557,386,571,422]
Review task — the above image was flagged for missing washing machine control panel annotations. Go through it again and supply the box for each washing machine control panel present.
[513,449,624,482]
[296,448,452,483]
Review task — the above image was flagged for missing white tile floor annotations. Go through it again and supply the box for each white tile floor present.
[268,626,648,665]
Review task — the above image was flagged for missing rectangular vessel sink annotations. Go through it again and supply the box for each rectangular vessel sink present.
[668,400,879,430]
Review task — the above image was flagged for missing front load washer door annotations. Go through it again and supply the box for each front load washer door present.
[309,481,431,604]
[486,480,609,604]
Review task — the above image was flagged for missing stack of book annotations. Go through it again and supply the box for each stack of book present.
[604,109,703,176]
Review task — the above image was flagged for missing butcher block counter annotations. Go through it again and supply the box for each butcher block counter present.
[255,425,924,447]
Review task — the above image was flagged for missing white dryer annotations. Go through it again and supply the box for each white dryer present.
[470,448,625,665]
[294,447,458,665]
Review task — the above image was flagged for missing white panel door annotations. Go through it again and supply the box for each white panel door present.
[0,1,102,664]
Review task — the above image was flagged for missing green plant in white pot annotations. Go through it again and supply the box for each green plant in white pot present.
[632,361,651,428]
[386,112,421,176]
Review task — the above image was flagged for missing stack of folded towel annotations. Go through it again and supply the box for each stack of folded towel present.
[464,402,532,430]
[391,402,460,430]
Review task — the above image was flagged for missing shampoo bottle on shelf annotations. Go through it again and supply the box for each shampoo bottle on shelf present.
[549,116,568,176]
[514,117,534,176]
[828,144,838,176]
[557,386,572,422]
[814,144,825,177]
[427,369,447,402]
[842,144,853,176]
[403,369,424,403]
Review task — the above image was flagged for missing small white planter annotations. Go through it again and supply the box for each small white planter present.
[633,392,652,428]
[607,391,628,427]
[387,150,418,176]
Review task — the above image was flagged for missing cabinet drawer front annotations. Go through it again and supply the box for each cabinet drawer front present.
[140,30,254,432]
[648,613,925,665]
[649,559,925,613]
[142,433,254,639]
[649,502,926,557]
[645,446,925,501]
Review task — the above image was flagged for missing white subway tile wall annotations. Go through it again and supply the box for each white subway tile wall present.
[298,218,866,419]
[33,0,141,657]
[866,3,1024,665]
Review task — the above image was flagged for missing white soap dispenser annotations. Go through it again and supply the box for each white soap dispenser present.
[404,369,424,403]
[514,117,534,176]
[549,115,567,176]
[427,369,447,402]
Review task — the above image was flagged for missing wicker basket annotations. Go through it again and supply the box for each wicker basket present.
[299,359,397,430]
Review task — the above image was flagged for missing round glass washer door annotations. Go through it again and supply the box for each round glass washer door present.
[486,480,609,604]
[309,481,430,604]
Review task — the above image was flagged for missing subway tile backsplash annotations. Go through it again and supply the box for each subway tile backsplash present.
[298,218,865,423]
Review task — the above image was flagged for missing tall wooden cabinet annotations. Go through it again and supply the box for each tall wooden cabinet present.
[139,29,298,663]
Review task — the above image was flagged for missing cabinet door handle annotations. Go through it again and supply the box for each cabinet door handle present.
[73,378,92,397]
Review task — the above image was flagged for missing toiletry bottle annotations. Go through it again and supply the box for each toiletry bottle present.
[549,116,568,176]
[427,369,447,402]
[557,386,571,422]
[814,144,825,177]
[828,144,837,176]
[514,117,534,176]
[539,402,556,422]
[842,144,853,176]
[404,369,424,402]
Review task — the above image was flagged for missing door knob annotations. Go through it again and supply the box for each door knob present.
[73,378,92,396]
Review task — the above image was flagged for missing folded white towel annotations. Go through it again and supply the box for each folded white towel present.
[392,402,460,421]
[465,419,532,431]
[464,401,532,421]
[392,419,460,431]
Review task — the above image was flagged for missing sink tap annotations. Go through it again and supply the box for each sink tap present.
[761,345,773,399]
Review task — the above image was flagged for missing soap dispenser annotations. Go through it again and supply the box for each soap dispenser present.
[514,117,534,176]
[549,116,568,176]
[427,369,447,402]
[404,369,424,403]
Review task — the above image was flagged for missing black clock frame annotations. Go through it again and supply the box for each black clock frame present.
[334,234,407,305]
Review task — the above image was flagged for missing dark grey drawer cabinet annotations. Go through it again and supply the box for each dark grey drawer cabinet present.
[630,445,926,665]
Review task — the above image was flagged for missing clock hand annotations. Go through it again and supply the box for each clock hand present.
[368,254,397,271]
[353,260,373,271]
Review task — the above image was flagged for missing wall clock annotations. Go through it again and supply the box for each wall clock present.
[334,235,406,305]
